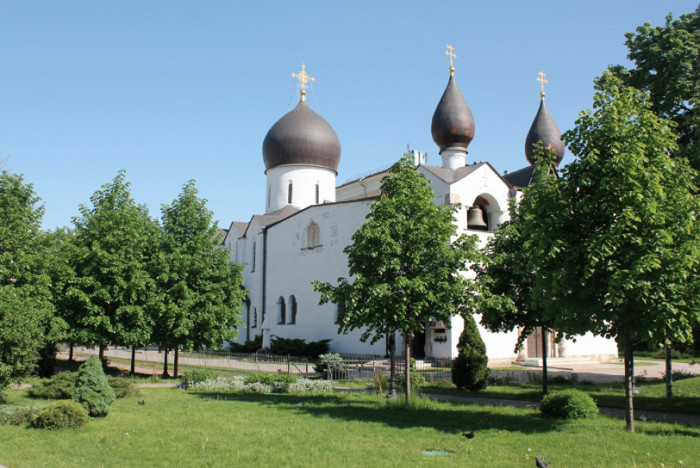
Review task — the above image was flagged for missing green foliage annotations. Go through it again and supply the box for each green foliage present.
[29,372,76,399]
[540,389,598,419]
[228,335,263,353]
[107,377,137,398]
[0,406,42,426]
[314,353,347,379]
[0,171,63,390]
[71,356,116,417]
[64,171,158,352]
[270,336,330,357]
[182,368,217,385]
[246,373,297,386]
[30,400,89,429]
[380,369,426,392]
[452,314,489,391]
[152,181,245,368]
[612,6,700,169]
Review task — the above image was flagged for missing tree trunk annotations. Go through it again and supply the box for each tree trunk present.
[174,349,180,378]
[665,342,673,398]
[130,346,136,375]
[404,332,412,405]
[623,332,635,433]
[69,343,74,362]
[98,344,106,369]
[387,334,397,399]
[162,349,169,379]
[541,327,549,396]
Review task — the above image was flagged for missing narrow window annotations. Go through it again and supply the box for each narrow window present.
[252,307,257,328]
[251,242,256,272]
[315,183,320,204]
[289,295,297,324]
[288,182,293,204]
[277,296,286,324]
[335,301,346,324]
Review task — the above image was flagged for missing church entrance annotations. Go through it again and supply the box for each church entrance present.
[526,327,556,358]
[411,330,426,359]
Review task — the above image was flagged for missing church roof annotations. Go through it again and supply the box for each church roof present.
[502,165,536,189]
[420,162,484,184]
[431,73,475,154]
[525,97,565,167]
[262,98,341,173]
[242,205,301,238]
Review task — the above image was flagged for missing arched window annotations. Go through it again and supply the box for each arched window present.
[315,183,320,204]
[289,295,297,324]
[467,196,490,231]
[288,182,293,204]
[277,296,286,324]
[335,301,346,324]
[252,307,257,328]
[305,221,321,249]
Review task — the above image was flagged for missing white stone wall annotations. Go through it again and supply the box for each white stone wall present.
[266,165,336,213]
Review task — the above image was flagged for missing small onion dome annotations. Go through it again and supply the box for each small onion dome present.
[431,74,475,153]
[263,99,341,173]
[525,98,565,166]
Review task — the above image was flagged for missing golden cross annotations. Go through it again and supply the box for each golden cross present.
[445,44,457,73]
[292,63,315,100]
[537,71,548,98]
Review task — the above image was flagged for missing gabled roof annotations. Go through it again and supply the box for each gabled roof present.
[420,163,482,184]
[242,205,301,238]
[502,165,536,189]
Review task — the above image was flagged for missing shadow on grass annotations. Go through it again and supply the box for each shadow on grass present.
[189,391,565,435]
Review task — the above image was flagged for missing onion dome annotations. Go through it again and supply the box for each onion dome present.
[525,73,565,166]
[263,64,341,173]
[431,73,475,154]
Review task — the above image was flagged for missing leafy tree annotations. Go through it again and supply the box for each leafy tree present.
[65,171,158,368]
[552,73,700,432]
[71,355,116,417]
[611,6,700,169]
[314,154,480,404]
[0,171,62,390]
[152,180,245,377]
[451,313,489,390]
[478,149,566,395]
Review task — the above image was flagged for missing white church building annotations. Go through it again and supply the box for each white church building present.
[222,59,618,365]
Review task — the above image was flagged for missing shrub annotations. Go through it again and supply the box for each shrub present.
[314,353,347,379]
[229,335,263,353]
[30,400,89,429]
[451,314,489,391]
[246,373,297,386]
[304,339,332,358]
[71,355,116,417]
[28,372,76,399]
[182,369,217,385]
[540,389,598,419]
[270,337,331,358]
[107,377,137,398]
[288,379,333,394]
[0,406,42,426]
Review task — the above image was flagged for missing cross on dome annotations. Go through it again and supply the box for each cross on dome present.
[292,63,315,101]
[537,71,548,99]
[445,44,457,74]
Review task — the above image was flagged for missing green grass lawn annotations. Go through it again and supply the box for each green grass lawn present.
[1,387,699,467]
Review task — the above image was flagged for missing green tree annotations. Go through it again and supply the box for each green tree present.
[478,150,567,396]
[152,180,245,377]
[71,355,116,417]
[65,171,158,368]
[0,171,62,389]
[314,154,481,404]
[451,313,489,390]
[553,73,700,432]
[612,6,700,169]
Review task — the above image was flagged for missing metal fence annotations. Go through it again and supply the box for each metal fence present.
[69,346,454,381]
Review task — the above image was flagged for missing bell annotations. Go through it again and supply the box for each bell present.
[467,206,488,230]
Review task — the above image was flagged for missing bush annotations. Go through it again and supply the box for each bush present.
[246,373,297,386]
[228,335,263,353]
[29,372,76,399]
[314,353,347,379]
[540,389,598,419]
[107,377,137,398]
[182,369,217,385]
[71,355,116,417]
[0,406,42,426]
[30,400,89,429]
[270,337,331,358]
[451,314,489,391]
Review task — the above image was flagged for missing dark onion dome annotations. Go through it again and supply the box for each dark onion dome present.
[525,98,565,167]
[431,74,475,153]
[263,99,341,173]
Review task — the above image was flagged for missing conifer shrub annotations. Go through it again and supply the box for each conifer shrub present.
[540,389,598,419]
[314,353,347,379]
[270,336,331,357]
[30,400,89,429]
[228,334,263,353]
[71,355,116,417]
[29,372,76,399]
[0,406,42,426]
[451,314,489,391]
[107,377,137,398]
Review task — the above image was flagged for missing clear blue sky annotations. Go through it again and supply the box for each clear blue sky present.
[1,1,697,230]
